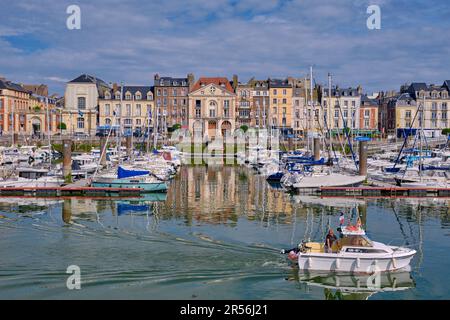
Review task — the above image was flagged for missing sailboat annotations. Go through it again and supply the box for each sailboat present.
[91,166,168,192]
[281,70,366,190]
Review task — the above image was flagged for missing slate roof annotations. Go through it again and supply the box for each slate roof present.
[154,77,189,87]
[0,79,29,93]
[268,78,291,88]
[360,95,378,107]
[100,86,154,100]
[323,87,361,97]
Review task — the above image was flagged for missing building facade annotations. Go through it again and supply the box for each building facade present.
[235,80,253,128]
[63,74,110,136]
[268,79,293,135]
[0,78,30,134]
[188,77,236,140]
[98,85,154,135]
[322,86,362,135]
[359,95,379,135]
[153,74,194,130]
[249,79,270,129]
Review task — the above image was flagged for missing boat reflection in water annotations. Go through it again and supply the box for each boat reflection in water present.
[293,268,415,300]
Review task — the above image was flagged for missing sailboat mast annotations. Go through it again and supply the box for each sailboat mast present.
[46,97,52,166]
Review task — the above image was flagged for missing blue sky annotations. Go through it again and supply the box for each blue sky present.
[0,0,449,95]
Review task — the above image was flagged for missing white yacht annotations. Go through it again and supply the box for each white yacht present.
[287,227,416,273]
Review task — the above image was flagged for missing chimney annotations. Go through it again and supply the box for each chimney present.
[187,73,195,88]
[357,85,363,95]
[232,74,238,91]
[154,74,160,81]
[113,83,118,92]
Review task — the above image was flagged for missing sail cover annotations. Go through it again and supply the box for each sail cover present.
[117,166,149,179]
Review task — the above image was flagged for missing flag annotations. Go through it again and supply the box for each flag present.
[78,110,84,117]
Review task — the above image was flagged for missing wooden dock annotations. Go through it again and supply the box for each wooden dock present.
[0,186,143,198]
[320,186,450,198]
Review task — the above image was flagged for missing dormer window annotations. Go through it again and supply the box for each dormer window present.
[125,93,132,100]
[147,93,153,100]
[135,92,142,100]
[115,92,121,100]
[160,80,164,85]
[105,92,111,99]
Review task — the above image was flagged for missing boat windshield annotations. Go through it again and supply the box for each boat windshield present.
[339,235,373,248]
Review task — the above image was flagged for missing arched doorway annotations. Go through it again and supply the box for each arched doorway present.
[208,120,217,139]
[221,121,232,137]
[193,120,203,137]
[31,117,41,136]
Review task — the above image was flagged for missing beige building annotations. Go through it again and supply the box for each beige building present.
[268,79,293,133]
[322,86,363,135]
[188,77,236,140]
[63,74,110,136]
[99,85,154,135]
[0,78,30,134]
[235,78,253,128]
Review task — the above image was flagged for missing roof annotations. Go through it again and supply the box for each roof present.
[100,86,154,99]
[323,87,361,98]
[69,74,109,88]
[0,79,29,93]
[154,77,189,87]
[360,95,378,107]
[191,77,234,93]
[268,78,291,88]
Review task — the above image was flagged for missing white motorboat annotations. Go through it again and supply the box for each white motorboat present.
[287,227,416,273]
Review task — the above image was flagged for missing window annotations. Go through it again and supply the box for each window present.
[343,110,348,118]
[273,89,277,95]
[334,119,339,127]
[364,119,370,128]
[135,93,142,100]
[77,97,86,110]
[282,98,287,104]
[344,100,348,107]
[105,92,111,99]
[105,104,110,116]
[77,117,84,129]
[283,89,287,95]
[442,112,447,119]
[364,110,370,117]
[195,109,201,118]
[224,100,230,108]
[136,119,141,125]
[115,92,121,100]
[126,104,131,116]
[273,98,277,104]
[282,107,286,114]
[124,119,132,126]
[173,99,177,106]
[335,110,339,118]
[105,118,111,125]
[405,110,411,118]
[147,93,153,100]
[173,89,177,96]
[196,100,201,108]
[115,104,121,116]
[125,93,132,100]
[136,104,141,117]
[352,101,356,107]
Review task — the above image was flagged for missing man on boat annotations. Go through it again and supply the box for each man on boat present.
[339,212,345,226]
[324,229,337,253]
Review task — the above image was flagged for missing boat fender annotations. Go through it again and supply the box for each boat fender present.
[335,258,340,270]
[307,257,312,268]
[356,257,361,268]
[392,258,397,269]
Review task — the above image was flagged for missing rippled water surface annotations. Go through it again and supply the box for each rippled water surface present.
[0,166,449,299]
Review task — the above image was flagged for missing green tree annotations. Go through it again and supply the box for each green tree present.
[58,122,67,130]
[240,125,249,133]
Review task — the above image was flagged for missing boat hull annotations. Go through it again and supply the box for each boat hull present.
[298,250,416,273]
[92,180,168,192]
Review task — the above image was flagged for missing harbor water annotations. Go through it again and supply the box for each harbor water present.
[0,165,449,300]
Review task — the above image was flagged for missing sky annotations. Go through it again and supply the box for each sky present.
[0,0,449,95]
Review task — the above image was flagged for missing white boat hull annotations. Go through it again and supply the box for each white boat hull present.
[298,247,416,273]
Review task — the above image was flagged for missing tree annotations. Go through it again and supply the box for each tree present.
[58,122,67,130]
[240,125,249,133]
[442,128,450,135]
